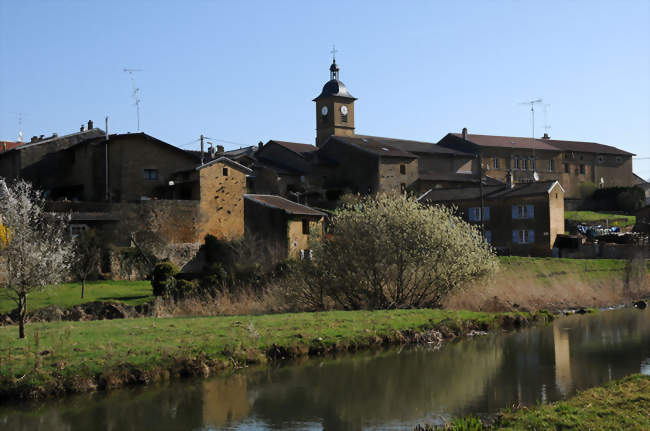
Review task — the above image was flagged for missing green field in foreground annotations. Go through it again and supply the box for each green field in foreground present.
[498,256,633,282]
[565,210,636,227]
[0,308,526,399]
[0,280,152,314]
[496,374,650,430]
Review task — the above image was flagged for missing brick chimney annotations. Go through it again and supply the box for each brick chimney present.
[542,132,550,139]
[88,120,93,130]
[462,127,468,140]
[217,145,224,153]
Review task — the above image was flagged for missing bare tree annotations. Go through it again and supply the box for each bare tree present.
[0,179,72,338]
[71,229,102,298]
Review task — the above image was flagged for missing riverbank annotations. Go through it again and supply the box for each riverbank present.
[0,308,537,402]
[446,257,650,312]
[496,373,650,430]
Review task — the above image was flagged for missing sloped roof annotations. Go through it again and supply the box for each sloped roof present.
[447,132,633,156]
[327,136,417,158]
[0,141,24,152]
[355,135,472,156]
[0,128,106,156]
[418,180,561,203]
[449,133,560,151]
[196,156,253,174]
[268,140,318,154]
[313,79,356,100]
[244,194,326,217]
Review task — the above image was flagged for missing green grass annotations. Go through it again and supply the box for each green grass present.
[0,280,153,314]
[565,210,636,227]
[0,308,529,400]
[498,256,629,283]
[497,374,650,430]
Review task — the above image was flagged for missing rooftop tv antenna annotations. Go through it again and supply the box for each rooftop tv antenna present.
[542,103,551,136]
[10,112,27,142]
[123,68,143,131]
[520,98,544,181]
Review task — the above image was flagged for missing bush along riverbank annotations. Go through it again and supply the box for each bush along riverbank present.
[417,374,650,430]
[0,309,540,402]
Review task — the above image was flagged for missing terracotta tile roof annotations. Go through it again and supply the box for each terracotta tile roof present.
[418,180,561,202]
[244,194,326,217]
[196,156,253,174]
[450,133,560,151]
[0,141,24,152]
[448,133,633,156]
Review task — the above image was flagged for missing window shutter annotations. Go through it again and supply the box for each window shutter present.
[528,229,535,243]
[512,230,519,244]
[483,207,490,221]
[527,204,534,218]
[512,205,518,219]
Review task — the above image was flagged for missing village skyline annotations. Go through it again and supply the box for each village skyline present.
[0,1,649,178]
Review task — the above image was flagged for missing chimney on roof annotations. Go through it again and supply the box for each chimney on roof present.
[506,170,515,189]
[542,132,550,140]
[258,141,263,150]
[80,124,85,132]
[217,145,224,153]
[31,136,38,143]
[88,120,93,130]
[2,142,6,152]
[462,127,468,140]
[39,135,44,140]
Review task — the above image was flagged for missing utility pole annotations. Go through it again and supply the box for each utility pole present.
[200,134,204,165]
[105,116,110,202]
[478,156,485,236]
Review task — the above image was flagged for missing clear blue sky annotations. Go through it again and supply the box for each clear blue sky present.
[1,1,649,178]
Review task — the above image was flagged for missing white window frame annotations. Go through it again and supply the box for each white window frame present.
[512,204,534,219]
[468,206,490,222]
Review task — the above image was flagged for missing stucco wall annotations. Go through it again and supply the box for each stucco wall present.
[198,161,247,241]
[377,158,418,195]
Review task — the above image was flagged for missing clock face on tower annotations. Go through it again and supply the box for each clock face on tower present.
[340,105,348,115]
[321,106,328,116]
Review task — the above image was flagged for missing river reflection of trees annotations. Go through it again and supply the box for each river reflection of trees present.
[1,310,648,431]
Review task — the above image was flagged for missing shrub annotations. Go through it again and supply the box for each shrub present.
[151,261,179,297]
[317,194,497,309]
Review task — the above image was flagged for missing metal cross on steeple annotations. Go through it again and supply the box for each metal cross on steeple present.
[330,44,338,62]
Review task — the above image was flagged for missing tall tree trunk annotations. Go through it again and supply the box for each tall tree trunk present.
[18,293,26,339]
[81,279,85,299]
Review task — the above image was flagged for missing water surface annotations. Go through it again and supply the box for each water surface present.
[1,308,648,430]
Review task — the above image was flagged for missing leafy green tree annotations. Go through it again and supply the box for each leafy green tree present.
[317,194,497,309]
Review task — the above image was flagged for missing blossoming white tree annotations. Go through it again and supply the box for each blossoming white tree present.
[317,194,497,309]
[0,179,72,338]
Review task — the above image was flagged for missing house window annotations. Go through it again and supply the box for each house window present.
[530,157,535,171]
[513,229,535,244]
[300,249,313,260]
[222,167,229,176]
[143,169,159,180]
[484,230,492,244]
[468,207,490,222]
[400,183,406,194]
[302,219,310,235]
[579,155,584,161]
[616,157,621,163]
[564,163,569,173]
[514,156,520,170]
[400,164,406,175]
[523,158,528,170]
[598,155,604,163]
[549,159,555,172]
[493,157,499,169]
[512,204,534,219]
[579,164,586,174]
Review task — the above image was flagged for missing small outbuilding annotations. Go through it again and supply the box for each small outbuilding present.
[244,194,326,260]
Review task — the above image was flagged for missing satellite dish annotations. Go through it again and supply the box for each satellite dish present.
[600,177,604,185]
[533,171,539,181]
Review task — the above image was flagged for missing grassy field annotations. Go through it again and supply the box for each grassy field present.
[0,308,532,400]
[0,280,152,314]
[565,210,636,227]
[496,374,650,430]
[498,256,630,282]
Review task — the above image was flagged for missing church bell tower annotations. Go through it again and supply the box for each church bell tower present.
[314,55,357,147]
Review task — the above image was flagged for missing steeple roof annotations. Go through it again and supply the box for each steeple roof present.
[313,59,356,101]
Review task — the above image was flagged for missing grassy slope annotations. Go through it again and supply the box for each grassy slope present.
[0,281,152,314]
[497,374,650,430]
[0,309,529,399]
[498,256,629,280]
[565,210,636,227]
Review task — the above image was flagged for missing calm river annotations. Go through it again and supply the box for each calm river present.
[1,308,649,430]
